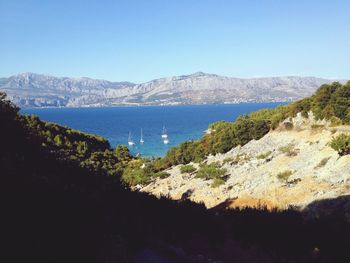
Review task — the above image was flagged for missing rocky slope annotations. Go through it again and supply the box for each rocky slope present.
[0,72,343,107]
[0,72,134,107]
[141,112,350,210]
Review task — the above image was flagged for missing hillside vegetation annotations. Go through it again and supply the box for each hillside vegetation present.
[119,81,350,187]
[18,114,133,177]
[156,81,350,169]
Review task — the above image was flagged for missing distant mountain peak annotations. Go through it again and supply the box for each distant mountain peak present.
[189,71,216,77]
[0,72,346,108]
[15,72,39,78]
[191,71,207,76]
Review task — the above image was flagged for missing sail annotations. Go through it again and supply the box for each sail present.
[128,132,134,146]
[140,128,144,144]
[161,125,168,138]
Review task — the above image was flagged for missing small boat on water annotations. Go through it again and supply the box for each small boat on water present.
[140,128,144,144]
[162,126,170,144]
[161,126,168,139]
[128,132,135,146]
[163,137,169,144]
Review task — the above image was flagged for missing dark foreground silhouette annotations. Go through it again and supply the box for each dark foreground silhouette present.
[1,94,350,263]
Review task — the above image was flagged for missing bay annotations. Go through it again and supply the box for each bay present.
[22,103,283,157]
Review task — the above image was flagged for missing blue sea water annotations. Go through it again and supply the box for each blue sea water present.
[22,103,283,157]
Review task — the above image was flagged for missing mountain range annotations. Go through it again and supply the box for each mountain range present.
[0,72,345,108]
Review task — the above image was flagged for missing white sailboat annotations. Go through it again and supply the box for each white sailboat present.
[163,137,169,144]
[140,128,144,144]
[161,125,168,139]
[162,126,169,144]
[128,132,135,146]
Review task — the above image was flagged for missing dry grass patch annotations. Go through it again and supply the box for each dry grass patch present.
[277,170,293,182]
[278,143,299,157]
[257,151,272,160]
[314,157,331,169]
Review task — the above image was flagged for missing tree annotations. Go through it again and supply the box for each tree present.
[0,92,19,120]
[115,145,132,161]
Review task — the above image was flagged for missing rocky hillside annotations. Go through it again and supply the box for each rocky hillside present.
[0,72,342,107]
[0,72,135,107]
[141,112,350,210]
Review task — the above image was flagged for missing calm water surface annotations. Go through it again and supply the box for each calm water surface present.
[22,103,283,157]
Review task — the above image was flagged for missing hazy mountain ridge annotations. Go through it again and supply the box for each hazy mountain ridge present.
[0,72,344,107]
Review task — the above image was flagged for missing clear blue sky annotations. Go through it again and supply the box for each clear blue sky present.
[0,0,349,83]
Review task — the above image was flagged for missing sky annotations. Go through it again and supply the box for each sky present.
[0,0,349,83]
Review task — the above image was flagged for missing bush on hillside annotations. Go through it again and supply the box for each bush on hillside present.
[283,122,294,130]
[211,178,226,188]
[180,164,196,174]
[329,134,350,155]
[121,159,171,186]
[195,163,227,180]
[153,171,170,179]
[277,170,293,183]
[256,151,272,160]
[330,116,342,127]
[278,143,299,157]
[121,163,151,186]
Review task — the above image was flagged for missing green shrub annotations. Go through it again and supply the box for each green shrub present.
[330,116,342,127]
[329,134,350,155]
[257,151,272,160]
[121,166,151,186]
[195,163,227,180]
[121,160,167,186]
[211,178,226,188]
[180,164,196,174]
[278,144,299,157]
[277,170,293,182]
[153,171,170,179]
